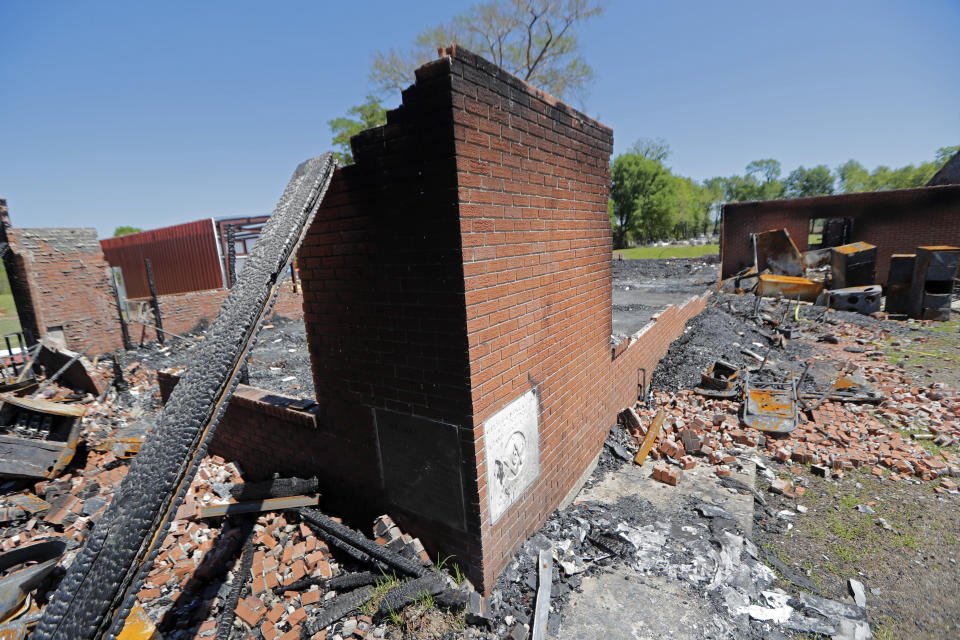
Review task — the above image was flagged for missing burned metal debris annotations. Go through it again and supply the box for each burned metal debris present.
[728,227,959,321]
[0,395,87,480]
[741,373,798,435]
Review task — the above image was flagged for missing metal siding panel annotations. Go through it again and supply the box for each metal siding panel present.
[100,220,224,297]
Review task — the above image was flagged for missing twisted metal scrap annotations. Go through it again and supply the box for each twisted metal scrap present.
[34,154,335,640]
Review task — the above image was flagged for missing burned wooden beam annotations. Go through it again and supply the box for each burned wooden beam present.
[144,258,164,346]
[633,409,665,466]
[108,267,133,351]
[197,494,318,519]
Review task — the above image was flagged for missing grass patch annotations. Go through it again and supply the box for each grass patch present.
[361,572,403,618]
[615,243,719,259]
[0,291,21,337]
[435,554,466,585]
[899,533,921,551]
[415,590,436,610]
[830,542,860,564]
[873,616,897,640]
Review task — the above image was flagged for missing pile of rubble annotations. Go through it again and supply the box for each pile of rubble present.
[731,229,958,321]
[2,445,495,639]
[124,455,491,640]
[612,294,959,491]
[0,350,495,640]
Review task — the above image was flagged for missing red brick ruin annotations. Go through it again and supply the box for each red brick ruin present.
[157,47,709,592]
[721,186,960,284]
[289,47,706,590]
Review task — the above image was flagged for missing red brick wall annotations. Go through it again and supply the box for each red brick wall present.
[721,186,960,284]
[298,52,480,574]
[609,293,711,405]
[0,221,124,355]
[135,284,303,343]
[446,47,618,587]
[158,288,709,593]
[293,47,715,591]
[158,371,320,479]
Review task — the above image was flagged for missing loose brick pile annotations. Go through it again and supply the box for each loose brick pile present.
[135,459,438,640]
[5,445,445,640]
[626,316,960,491]
[0,360,160,551]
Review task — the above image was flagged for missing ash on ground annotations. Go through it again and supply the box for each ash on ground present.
[130,315,314,398]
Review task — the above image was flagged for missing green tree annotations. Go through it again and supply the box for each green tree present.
[113,226,142,237]
[630,137,670,163]
[701,177,726,233]
[327,95,388,165]
[714,159,785,203]
[369,0,603,103]
[332,1,602,165]
[865,163,934,190]
[610,151,675,248]
[783,164,835,198]
[835,160,870,193]
[935,145,960,165]
[745,158,782,185]
[671,176,717,237]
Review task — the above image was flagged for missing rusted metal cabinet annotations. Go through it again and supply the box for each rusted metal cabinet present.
[885,254,916,315]
[908,246,959,321]
[830,242,877,289]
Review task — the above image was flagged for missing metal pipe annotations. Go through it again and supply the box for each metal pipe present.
[15,342,42,382]
[126,318,197,346]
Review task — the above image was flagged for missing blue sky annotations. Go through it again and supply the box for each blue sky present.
[1,0,957,237]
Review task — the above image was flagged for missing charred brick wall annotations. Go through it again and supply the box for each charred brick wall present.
[124,48,717,593]
[160,287,708,591]
[0,209,124,355]
[721,186,960,284]
[294,47,621,590]
[158,371,320,480]
[298,51,480,574]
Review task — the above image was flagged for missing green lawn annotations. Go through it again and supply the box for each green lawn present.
[0,291,22,337]
[615,243,719,259]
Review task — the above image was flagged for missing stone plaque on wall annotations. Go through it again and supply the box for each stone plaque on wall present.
[375,410,467,532]
[484,388,540,524]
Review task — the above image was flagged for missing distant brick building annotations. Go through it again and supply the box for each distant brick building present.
[720,186,960,284]
[1,200,125,354]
